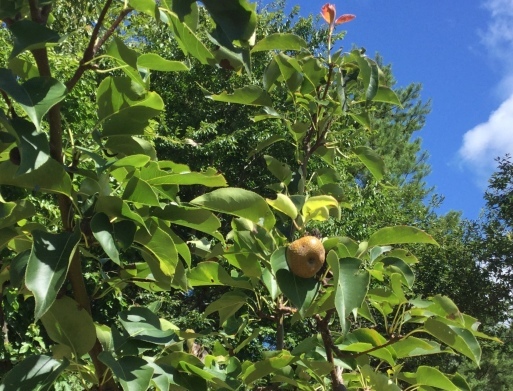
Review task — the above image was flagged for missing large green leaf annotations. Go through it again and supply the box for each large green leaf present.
[353,146,385,181]
[106,37,145,86]
[118,307,175,345]
[241,351,296,385]
[135,220,178,276]
[99,352,154,391]
[191,188,276,231]
[393,337,444,358]
[401,366,461,391]
[95,196,147,230]
[204,290,248,326]
[40,296,96,358]
[266,193,298,220]
[264,155,292,184]
[165,10,214,65]
[188,261,252,290]
[201,0,257,43]
[327,252,370,334]
[0,355,68,391]
[209,85,273,106]
[96,76,164,136]
[372,86,402,106]
[137,53,189,72]
[0,199,35,229]
[25,227,81,319]
[251,33,307,52]
[9,20,62,59]
[360,365,401,391]
[151,204,223,241]
[0,69,67,131]
[122,176,161,206]
[368,226,439,247]
[424,318,481,364]
[91,212,121,265]
[146,168,228,187]
[275,52,303,93]
[0,159,72,196]
[271,247,320,317]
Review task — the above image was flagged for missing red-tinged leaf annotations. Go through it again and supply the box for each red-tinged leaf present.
[321,3,336,26]
[335,14,356,25]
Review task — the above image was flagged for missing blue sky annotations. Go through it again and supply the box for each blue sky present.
[259,1,513,220]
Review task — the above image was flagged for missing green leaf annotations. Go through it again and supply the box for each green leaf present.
[95,196,147,231]
[146,169,228,187]
[99,352,154,391]
[118,307,175,345]
[209,85,273,106]
[401,366,461,391]
[91,212,121,265]
[373,86,402,106]
[188,261,252,290]
[40,296,96,358]
[191,188,276,231]
[360,364,401,391]
[266,193,298,220]
[137,53,189,72]
[242,351,296,385]
[393,337,444,358]
[275,52,303,93]
[25,228,81,319]
[122,176,161,206]
[264,155,292,184]
[0,199,35,229]
[424,318,481,364]
[327,252,370,334]
[151,204,223,241]
[135,220,178,276]
[251,33,307,52]
[271,247,320,317]
[368,226,439,247]
[353,146,385,181]
[204,290,248,326]
[302,195,338,222]
[248,134,286,157]
[0,69,67,131]
[201,0,257,43]
[165,11,214,65]
[0,355,68,391]
[96,76,164,136]
[381,257,415,288]
[106,37,144,86]
[9,20,62,59]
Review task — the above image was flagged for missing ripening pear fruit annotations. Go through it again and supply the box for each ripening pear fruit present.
[286,236,325,278]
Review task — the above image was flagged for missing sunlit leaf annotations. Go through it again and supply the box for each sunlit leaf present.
[25,227,81,319]
[251,33,307,52]
[368,226,439,247]
[209,85,273,106]
[353,146,385,181]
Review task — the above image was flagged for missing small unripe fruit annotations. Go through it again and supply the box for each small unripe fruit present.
[286,236,325,278]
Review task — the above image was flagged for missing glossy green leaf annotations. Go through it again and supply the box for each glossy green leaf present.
[381,257,415,288]
[91,212,121,265]
[95,196,147,230]
[0,199,35,229]
[368,226,439,247]
[360,364,401,391]
[0,69,67,131]
[271,247,320,316]
[40,296,96,358]
[122,176,161,206]
[393,337,444,358]
[106,37,144,86]
[25,227,81,319]
[99,352,154,391]
[146,168,227,187]
[179,361,232,390]
[204,290,248,326]
[373,86,402,106]
[242,351,296,385]
[8,57,40,79]
[151,204,223,241]
[118,307,175,345]
[264,155,292,184]
[251,33,307,52]
[135,220,178,276]
[111,154,151,169]
[137,53,189,72]
[327,252,370,334]
[165,11,214,65]
[424,318,481,364]
[188,261,252,290]
[266,193,298,219]
[401,366,460,391]
[96,76,164,136]
[248,134,286,157]
[191,188,276,230]
[353,146,385,181]
[201,0,257,43]
[302,195,338,222]
[275,52,303,93]
[8,118,50,175]
[0,355,68,391]
[209,85,273,106]
[162,0,198,31]
[9,20,61,59]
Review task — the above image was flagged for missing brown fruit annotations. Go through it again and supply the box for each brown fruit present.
[286,236,325,278]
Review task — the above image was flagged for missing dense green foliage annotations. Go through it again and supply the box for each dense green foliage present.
[0,1,508,390]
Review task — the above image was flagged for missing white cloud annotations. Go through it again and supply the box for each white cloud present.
[458,0,513,183]
[459,94,513,184]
